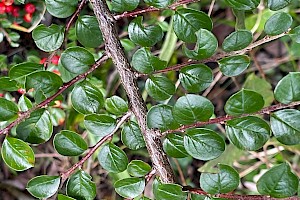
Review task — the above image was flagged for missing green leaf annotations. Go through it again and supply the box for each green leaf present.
[9,62,44,85]
[156,183,186,200]
[131,47,167,74]
[270,109,300,145]
[98,143,128,173]
[0,77,18,91]
[184,128,225,160]
[225,0,260,10]
[105,96,128,116]
[45,0,78,18]
[27,176,60,199]
[226,116,270,150]
[144,0,175,8]
[1,137,35,171]
[53,130,88,156]
[159,17,177,62]
[58,194,76,200]
[173,8,212,42]
[32,24,64,52]
[243,73,274,106]
[264,12,292,36]
[200,164,239,194]
[75,15,103,48]
[147,104,180,132]
[15,0,25,3]
[84,114,116,137]
[219,55,250,77]
[16,109,53,144]
[289,26,300,43]
[71,80,104,114]
[274,72,300,104]
[179,64,213,93]
[0,98,19,121]
[128,16,163,47]
[163,133,189,158]
[224,89,264,116]
[18,95,33,112]
[127,160,151,177]
[145,76,175,101]
[66,170,96,200]
[60,47,95,75]
[114,178,145,198]
[257,163,298,198]
[183,29,218,60]
[111,0,139,12]
[222,30,253,52]
[121,121,146,150]
[267,0,292,11]
[173,94,214,125]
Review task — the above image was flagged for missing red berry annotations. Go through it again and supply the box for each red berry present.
[24,3,35,14]
[3,0,13,6]
[17,88,26,94]
[5,5,13,13]
[12,6,19,17]
[0,93,4,97]
[51,55,60,65]
[39,57,47,64]
[52,69,61,76]
[0,2,6,14]
[23,13,32,23]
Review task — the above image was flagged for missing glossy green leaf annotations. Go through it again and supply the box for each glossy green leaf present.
[84,114,116,137]
[71,80,104,114]
[179,64,213,93]
[75,15,103,48]
[183,29,218,60]
[224,89,264,116]
[257,163,298,198]
[274,72,300,104]
[222,30,252,52]
[115,178,145,198]
[131,47,167,74]
[45,0,78,18]
[144,0,175,8]
[53,130,88,156]
[66,170,96,200]
[200,164,239,194]
[1,137,35,171]
[289,26,300,43]
[27,176,60,199]
[268,0,292,11]
[264,12,292,36]
[58,194,76,200]
[145,76,175,101]
[128,16,163,47]
[173,94,214,125]
[121,121,146,150]
[127,160,151,177]
[226,116,270,150]
[16,109,53,144]
[32,24,64,52]
[98,143,128,173]
[147,104,179,132]
[173,8,213,42]
[184,128,225,160]
[156,184,186,200]
[225,0,260,10]
[0,77,18,91]
[60,47,95,75]
[163,133,189,158]
[0,98,19,121]
[105,96,128,116]
[270,109,300,145]
[18,95,33,112]
[112,0,139,12]
[219,55,250,77]
[9,62,44,85]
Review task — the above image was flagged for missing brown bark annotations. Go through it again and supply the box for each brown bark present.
[89,0,175,183]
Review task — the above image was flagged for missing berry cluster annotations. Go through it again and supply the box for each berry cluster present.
[0,0,36,23]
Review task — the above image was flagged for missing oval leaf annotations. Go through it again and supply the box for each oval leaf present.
[127,160,151,177]
[163,133,189,158]
[0,98,19,121]
[115,178,145,198]
[145,76,175,101]
[9,62,44,85]
[224,89,264,116]
[105,96,128,116]
[225,0,260,10]
[1,137,35,171]
[27,176,60,199]
[184,128,225,160]
[268,0,292,10]
[222,30,253,52]
[45,0,78,18]
[0,77,18,91]
[121,121,146,150]
[264,12,292,36]
[173,94,214,125]
[53,130,88,156]
[144,0,175,8]
[112,0,139,12]
[226,116,270,150]
[84,114,116,137]
[156,183,186,200]
[219,55,250,77]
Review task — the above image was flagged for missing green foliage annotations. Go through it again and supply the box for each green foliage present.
[0,98,19,121]
[121,121,146,150]
[105,96,128,116]
[114,178,145,198]
[225,0,260,10]
[84,114,116,137]
[145,75,175,101]
[26,175,60,199]
[222,30,253,52]
[219,55,250,77]
[111,0,139,12]
[155,183,187,200]
[144,0,176,8]
[163,133,189,158]
[264,12,292,36]
[267,0,292,10]
[45,0,78,18]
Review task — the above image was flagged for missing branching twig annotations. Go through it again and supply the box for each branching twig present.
[60,111,132,181]
[65,0,87,33]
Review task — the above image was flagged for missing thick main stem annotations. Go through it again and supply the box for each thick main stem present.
[89,0,175,183]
